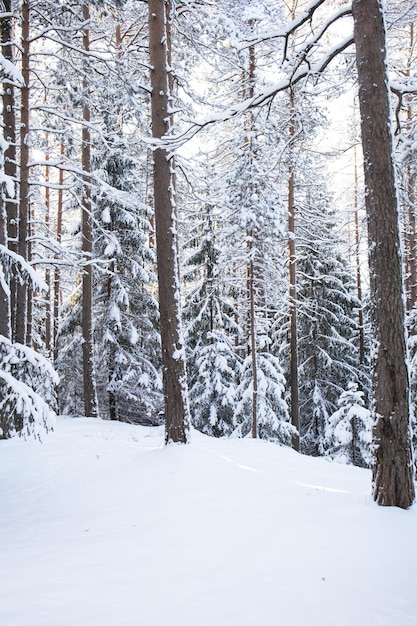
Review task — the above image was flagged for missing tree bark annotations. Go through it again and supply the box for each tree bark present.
[288,86,300,451]
[81,5,99,418]
[15,0,30,345]
[352,0,415,508]
[1,0,17,340]
[353,144,365,364]
[148,0,190,444]
[405,24,416,312]
[44,139,51,354]
[0,184,10,339]
[53,141,64,365]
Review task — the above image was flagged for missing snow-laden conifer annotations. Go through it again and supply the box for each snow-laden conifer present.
[324,382,372,467]
[183,200,240,436]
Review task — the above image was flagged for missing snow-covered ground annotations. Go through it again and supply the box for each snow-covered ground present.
[1,416,416,626]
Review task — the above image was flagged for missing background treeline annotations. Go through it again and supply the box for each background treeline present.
[0,0,416,473]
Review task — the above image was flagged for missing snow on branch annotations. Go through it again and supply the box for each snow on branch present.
[0,244,48,293]
[0,336,58,440]
[148,35,355,151]
[0,370,55,439]
[0,54,23,85]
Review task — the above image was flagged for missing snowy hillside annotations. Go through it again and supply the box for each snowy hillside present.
[1,416,416,626]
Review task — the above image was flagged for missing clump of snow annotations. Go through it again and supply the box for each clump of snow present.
[0,416,415,626]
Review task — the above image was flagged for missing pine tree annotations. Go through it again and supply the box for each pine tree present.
[93,136,162,423]
[279,187,361,457]
[353,0,415,508]
[148,0,190,443]
[325,382,372,468]
[183,200,240,436]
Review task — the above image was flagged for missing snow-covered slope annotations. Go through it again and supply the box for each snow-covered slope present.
[1,416,416,626]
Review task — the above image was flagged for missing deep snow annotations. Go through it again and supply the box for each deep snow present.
[1,416,416,626]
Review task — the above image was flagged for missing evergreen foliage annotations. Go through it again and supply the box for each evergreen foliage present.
[0,335,57,439]
[183,202,240,436]
[324,382,372,467]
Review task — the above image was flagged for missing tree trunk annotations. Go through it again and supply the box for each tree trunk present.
[148,0,190,444]
[53,141,64,365]
[405,24,416,312]
[352,0,415,508]
[15,0,30,345]
[353,144,365,364]
[0,184,10,339]
[81,5,99,418]
[248,256,258,439]
[25,203,34,346]
[1,0,17,339]
[44,139,52,354]
[288,86,300,451]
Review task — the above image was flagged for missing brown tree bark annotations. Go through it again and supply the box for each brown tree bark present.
[0,186,10,339]
[148,0,190,444]
[44,139,52,354]
[53,141,64,365]
[404,24,416,312]
[15,0,30,345]
[81,5,99,418]
[353,144,365,364]
[288,86,300,451]
[1,0,16,340]
[352,0,415,508]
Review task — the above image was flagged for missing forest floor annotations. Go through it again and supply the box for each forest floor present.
[1,415,416,626]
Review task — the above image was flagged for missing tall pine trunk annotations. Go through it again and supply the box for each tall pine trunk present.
[0,1,15,340]
[81,5,98,418]
[1,0,17,340]
[0,170,10,339]
[44,139,52,355]
[352,0,415,508]
[288,86,300,451]
[15,0,30,345]
[353,144,365,365]
[148,0,190,444]
[53,141,64,365]
[404,24,416,313]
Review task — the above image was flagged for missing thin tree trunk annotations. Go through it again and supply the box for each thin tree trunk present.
[148,0,190,444]
[0,190,10,339]
[44,139,51,354]
[1,0,17,339]
[53,141,64,364]
[15,0,30,345]
[242,39,260,439]
[248,257,258,439]
[81,5,98,418]
[406,24,416,311]
[107,260,117,421]
[288,86,300,451]
[353,144,365,364]
[407,164,416,310]
[353,0,415,508]
[25,203,34,346]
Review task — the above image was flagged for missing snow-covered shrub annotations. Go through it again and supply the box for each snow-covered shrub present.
[189,331,239,437]
[0,336,57,439]
[324,382,372,468]
[234,353,294,445]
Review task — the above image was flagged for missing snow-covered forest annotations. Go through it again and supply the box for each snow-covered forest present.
[0,0,416,507]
